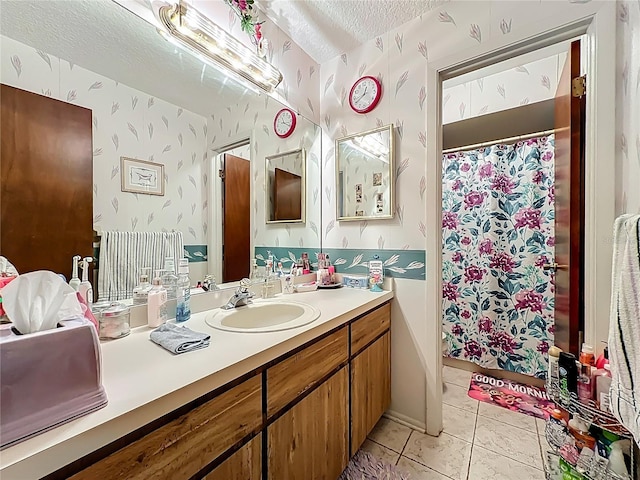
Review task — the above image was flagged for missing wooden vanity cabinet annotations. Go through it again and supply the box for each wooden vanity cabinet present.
[349,303,392,454]
[267,367,349,480]
[203,434,261,480]
[53,301,391,480]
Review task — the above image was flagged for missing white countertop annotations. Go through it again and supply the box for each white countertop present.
[0,288,394,479]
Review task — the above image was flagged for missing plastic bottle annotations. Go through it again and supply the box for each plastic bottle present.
[579,343,596,366]
[78,257,94,307]
[147,271,168,328]
[162,257,178,300]
[578,363,593,402]
[548,345,562,390]
[608,441,630,477]
[595,346,609,369]
[69,255,81,291]
[176,259,191,322]
[595,364,612,411]
[558,352,578,405]
[133,268,152,305]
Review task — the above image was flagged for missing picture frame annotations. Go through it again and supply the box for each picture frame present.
[120,157,164,196]
[373,172,382,186]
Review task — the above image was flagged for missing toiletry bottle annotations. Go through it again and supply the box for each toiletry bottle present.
[69,255,81,291]
[595,345,609,369]
[147,271,168,328]
[595,364,612,411]
[578,363,593,402]
[176,259,191,322]
[558,352,578,406]
[608,441,630,477]
[133,268,152,305]
[580,343,596,366]
[162,257,178,300]
[277,262,284,278]
[78,257,94,306]
[548,345,563,390]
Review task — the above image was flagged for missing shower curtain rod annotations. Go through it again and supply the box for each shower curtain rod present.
[442,128,556,154]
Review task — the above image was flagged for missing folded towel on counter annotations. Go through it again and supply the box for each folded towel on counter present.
[150,323,210,354]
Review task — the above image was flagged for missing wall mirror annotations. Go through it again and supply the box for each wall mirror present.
[336,124,395,221]
[0,0,321,302]
[265,149,306,224]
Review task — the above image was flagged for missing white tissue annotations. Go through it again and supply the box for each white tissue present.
[2,271,83,334]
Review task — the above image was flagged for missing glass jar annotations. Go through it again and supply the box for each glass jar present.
[92,301,131,340]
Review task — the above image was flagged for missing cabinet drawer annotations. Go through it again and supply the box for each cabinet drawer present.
[70,375,262,480]
[267,327,348,418]
[350,303,390,355]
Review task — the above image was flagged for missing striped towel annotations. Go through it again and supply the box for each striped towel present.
[608,214,640,446]
[97,231,184,301]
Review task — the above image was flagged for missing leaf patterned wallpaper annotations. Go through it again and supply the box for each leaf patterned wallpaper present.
[210,95,322,250]
[616,0,640,214]
[317,0,611,428]
[1,34,208,246]
[319,0,603,254]
[442,53,565,124]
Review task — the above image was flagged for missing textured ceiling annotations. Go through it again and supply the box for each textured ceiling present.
[259,0,445,63]
[0,0,253,116]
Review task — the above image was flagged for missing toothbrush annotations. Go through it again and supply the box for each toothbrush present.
[69,255,81,291]
[78,257,94,306]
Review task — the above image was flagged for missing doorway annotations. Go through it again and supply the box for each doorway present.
[424,3,617,438]
[440,42,584,384]
[211,139,251,284]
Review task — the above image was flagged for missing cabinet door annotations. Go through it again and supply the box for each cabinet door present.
[351,332,391,455]
[268,367,349,480]
[203,434,261,480]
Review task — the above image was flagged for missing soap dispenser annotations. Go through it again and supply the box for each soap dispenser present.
[78,257,94,306]
[69,255,81,291]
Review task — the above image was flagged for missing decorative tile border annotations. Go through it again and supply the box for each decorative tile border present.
[254,247,425,280]
[184,244,208,263]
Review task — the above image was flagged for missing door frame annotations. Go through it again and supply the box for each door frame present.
[208,135,252,284]
[425,3,616,436]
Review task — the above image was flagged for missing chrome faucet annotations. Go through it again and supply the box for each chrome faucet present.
[221,278,254,310]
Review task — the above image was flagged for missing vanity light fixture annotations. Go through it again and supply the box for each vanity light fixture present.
[155,1,283,93]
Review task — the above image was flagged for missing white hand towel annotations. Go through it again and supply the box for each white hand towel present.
[608,214,640,447]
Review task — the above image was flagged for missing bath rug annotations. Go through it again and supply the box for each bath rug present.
[468,372,555,420]
[339,450,409,480]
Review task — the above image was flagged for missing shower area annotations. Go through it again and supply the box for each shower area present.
[441,49,565,379]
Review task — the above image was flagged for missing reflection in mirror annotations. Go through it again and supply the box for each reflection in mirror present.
[0,0,321,303]
[336,125,395,221]
[266,149,306,224]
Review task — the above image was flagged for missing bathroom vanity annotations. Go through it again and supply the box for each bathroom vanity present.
[0,289,393,480]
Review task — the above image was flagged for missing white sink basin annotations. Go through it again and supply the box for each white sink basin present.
[205,299,320,333]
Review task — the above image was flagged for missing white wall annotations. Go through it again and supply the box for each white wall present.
[616,0,640,215]
[1,35,208,245]
[319,0,609,431]
[442,52,565,124]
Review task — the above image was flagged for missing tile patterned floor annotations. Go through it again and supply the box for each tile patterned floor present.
[360,366,547,480]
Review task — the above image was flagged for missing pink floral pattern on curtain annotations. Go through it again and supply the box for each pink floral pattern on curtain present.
[442,135,555,378]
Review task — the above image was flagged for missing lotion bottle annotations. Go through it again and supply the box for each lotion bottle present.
[78,257,93,307]
[147,271,168,328]
[69,255,81,291]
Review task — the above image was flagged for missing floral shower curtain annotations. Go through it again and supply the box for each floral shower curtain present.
[442,135,555,378]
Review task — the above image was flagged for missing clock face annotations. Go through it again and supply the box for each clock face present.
[274,108,296,138]
[349,76,382,114]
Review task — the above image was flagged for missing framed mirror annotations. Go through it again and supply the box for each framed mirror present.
[336,124,395,221]
[265,149,306,224]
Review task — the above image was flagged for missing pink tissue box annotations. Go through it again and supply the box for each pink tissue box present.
[0,318,108,449]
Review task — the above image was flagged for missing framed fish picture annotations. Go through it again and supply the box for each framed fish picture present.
[120,157,164,196]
